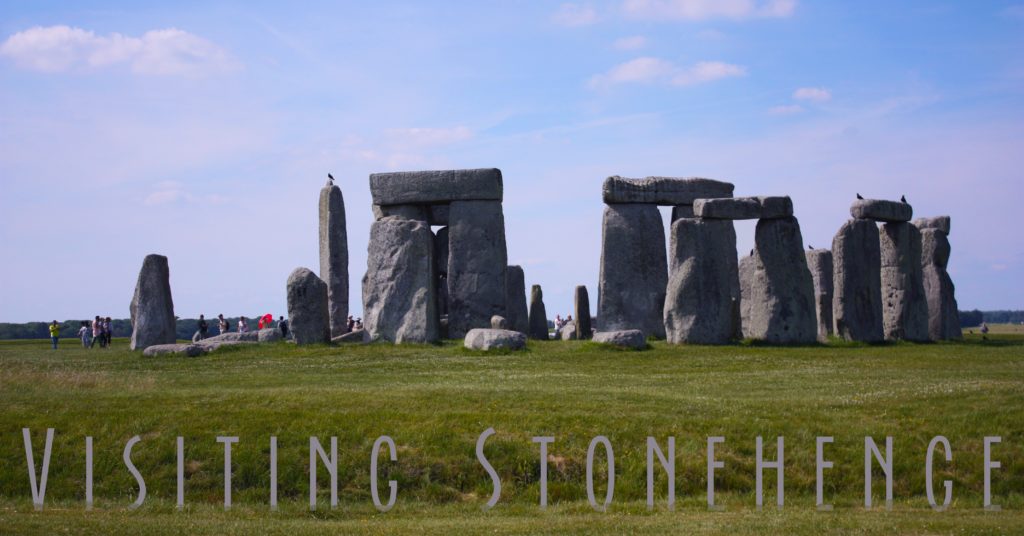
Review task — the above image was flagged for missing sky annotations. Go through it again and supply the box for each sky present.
[0,1,1022,322]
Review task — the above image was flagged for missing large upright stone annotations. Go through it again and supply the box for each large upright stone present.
[574,285,592,340]
[447,200,508,338]
[739,254,755,337]
[362,217,438,343]
[806,249,834,341]
[286,267,330,345]
[850,199,912,222]
[505,265,529,334]
[832,219,884,342]
[434,226,450,321]
[319,181,349,338]
[528,284,549,340]
[602,176,734,205]
[880,222,930,341]
[921,227,962,340]
[663,218,739,344]
[598,204,667,338]
[129,254,176,351]
[369,169,502,205]
[741,217,817,344]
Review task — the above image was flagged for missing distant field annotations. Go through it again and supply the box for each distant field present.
[1,334,1022,535]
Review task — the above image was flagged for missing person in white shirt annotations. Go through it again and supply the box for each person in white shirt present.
[238,316,249,333]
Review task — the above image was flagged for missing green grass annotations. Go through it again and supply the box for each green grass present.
[1,334,1022,534]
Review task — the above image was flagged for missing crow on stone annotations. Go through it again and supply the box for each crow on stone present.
[901,195,907,203]
[856,193,864,200]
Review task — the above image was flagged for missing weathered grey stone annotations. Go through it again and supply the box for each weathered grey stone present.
[447,200,508,338]
[257,328,283,343]
[693,196,794,220]
[592,330,647,349]
[371,204,428,222]
[832,219,884,342]
[191,331,202,343]
[129,254,177,351]
[434,227,450,322]
[287,267,331,345]
[574,285,592,340]
[505,265,529,334]
[850,199,913,222]
[362,217,438,343]
[913,216,951,235]
[429,204,450,226]
[671,205,694,221]
[739,254,756,338]
[602,176,734,205]
[758,196,795,219]
[194,340,256,352]
[369,168,502,205]
[663,218,740,344]
[464,328,527,351]
[319,182,349,338]
[143,343,206,357]
[597,204,667,338]
[880,222,930,341]
[202,331,259,343]
[560,322,577,340]
[740,217,817,343]
[491,315,508,329]
[805,249,834,341]
[528,284,549,340]
[921,228,962,340]
[333,330,369,344]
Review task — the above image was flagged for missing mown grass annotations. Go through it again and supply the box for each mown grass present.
[1,334,1022,534]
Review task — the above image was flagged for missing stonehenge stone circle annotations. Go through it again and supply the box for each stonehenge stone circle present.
[560,322,578,340]
[921,224,962,340]
[602,176,734,204]
[435,226,450,319]
[129,254,177,351]
[880,222,930,341]
[574,285,592,340]
[663,218,740,344]
[850,199,913,223]
[362,217,439,343]
[598,203,668,338]
[528,284,549,340]
[142,343,205,358]
[671,205,695,221]
[832,219,884,342]
[319,180,349,338]
[286,267,331,345]
[464,328,527,351]
[505,265,530,334]
[592,329,647,350]
[370,168,502,205]
[805,249,834,341]
[491,315,508,330]
[447,200,508,338]
[694,196,794,220]
[913,216,951,235]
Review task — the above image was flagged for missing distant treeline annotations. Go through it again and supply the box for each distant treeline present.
[0,316,276,341]
[959,310,1024,327]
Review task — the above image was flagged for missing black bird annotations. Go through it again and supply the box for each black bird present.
[900,195,907,203]
[856,193,864,200]
[328,173,335,184]
[749,249,754,256]
[808,244,813,250]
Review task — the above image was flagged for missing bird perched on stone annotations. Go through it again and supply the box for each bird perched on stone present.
[900,195,907,203]
[327,173,334,185]
[808,244,813,250]
[856,193,864,200]
[749,249,754,256]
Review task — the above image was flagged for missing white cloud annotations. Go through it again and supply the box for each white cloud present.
[793,87,832,102]
[622,0,796,20]
[552,3,599,26]
[768,104,803,115]
[589,57,744,89]
[0,25,237,76]
[612,35,648,50]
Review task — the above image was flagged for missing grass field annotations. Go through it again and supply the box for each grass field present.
[1,332,1022,534]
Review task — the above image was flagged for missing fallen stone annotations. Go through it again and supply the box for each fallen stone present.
[369,168,502,205]
[921,228,962,340]
[464,328,527,351]
[663,218,740,344]
[880,222,930,341]
[202,331,260,343]
[850,199,913,222]
[574,285,592,340]
[491,315,508,329]
[194,340,256,352]
[447,200,508,338]
[597,203,667,338]
[602,176,734,205]
[257,328,283,343]
[560,322,577,340]
[592,330,647,350]
[528,284,549,340]
[832,219,884,342]
[362,217,438,343]
[913,216,951,235]
[319,181,350,338]
[287,267,331,345]
[333,330,369,344]
[505,266,530,334]
[805,249,834,341]
[129,254,177,351]
[143,344,206,357]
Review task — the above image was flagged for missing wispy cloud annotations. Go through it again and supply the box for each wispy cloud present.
[768,104,803,115]
[612,35,648,50]
[622,0,796,20]
[793,86,831,102]
[552,3,599,26]
[0,25,237,76]
[589,57,745,89]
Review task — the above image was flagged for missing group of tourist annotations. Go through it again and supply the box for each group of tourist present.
[346,315,364,332]
[193,313,291,340]
[75,316,112,349]
[554,314,574,336]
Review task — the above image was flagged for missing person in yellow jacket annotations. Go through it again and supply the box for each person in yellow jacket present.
[48,320,60,350]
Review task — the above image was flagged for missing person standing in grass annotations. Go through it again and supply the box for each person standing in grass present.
[238,316,249,333]
[103,317,113,347]
[218,314,229,335]
[78,321,90,347]
[278,315,289,339]
[48,321,60,349]
[197,315,209,340]
[90,315,103,348]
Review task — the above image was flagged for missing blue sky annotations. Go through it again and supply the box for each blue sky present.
[1,1,1022,322]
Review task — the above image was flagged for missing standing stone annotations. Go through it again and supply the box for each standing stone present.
[129,254,176,351]
[362,217,438,343]
[738,254,756,338]
[505,265,529,334]
[447,200,508,338]
[286,267,330,345]
[921,227,962,340]
[528,284,549,340]
[880,222,930,341]
[434,227,450,323]
[319,181,349,338]
[663,218,739,344]
[574,285,592,340]
[805,249,834,341]
[741,217,817,344]
[832,219,884,342]
[597,204,667,338]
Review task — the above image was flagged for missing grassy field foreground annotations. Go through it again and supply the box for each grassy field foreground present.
[0,334,1022,534]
